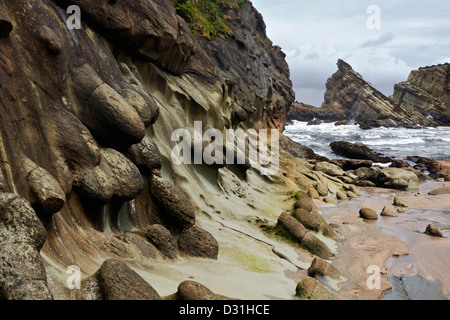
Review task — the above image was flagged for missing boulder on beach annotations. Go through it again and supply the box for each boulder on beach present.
[277,212,334,259]
[359,208,378,220]
[307,257,341,280]
[98,259,161,300]
[393,196,408,207]
[169,280,233,300]
[293,209,321,232]
[308,187,320,199]
[425,224,443,238]
[314,161,345,177]
[315,182,329,197]
[330,141,390,163]
[355,167,419,191]
[336,191,348,200]
[295,277,337,300]
[294,191,315,212]
[380,206,397,217]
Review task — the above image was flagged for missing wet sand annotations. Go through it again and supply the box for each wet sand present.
[318,180,450,300]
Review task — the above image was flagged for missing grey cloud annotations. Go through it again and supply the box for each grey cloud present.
[252,0,450,106]
[361,32,394,48]
[304,52,319,60]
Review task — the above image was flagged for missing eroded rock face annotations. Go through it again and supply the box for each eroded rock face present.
[394,64,450,126]
[0,0,298,300]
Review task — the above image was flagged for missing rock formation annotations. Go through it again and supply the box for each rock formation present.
[1,0,434,301]
[394,64,450,126]
[288,60,449,129]
[0,0,297,300]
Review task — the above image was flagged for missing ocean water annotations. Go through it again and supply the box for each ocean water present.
[284,121,450,161]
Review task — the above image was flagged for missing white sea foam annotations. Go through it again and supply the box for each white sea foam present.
[284,121,450,161]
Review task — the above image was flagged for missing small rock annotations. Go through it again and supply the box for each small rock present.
[177,226,219,259]
[323,197,337,205]
[425,224,442,238]
[150,173,196,229]
[146,224,177,259]
[393,196,408,207]
[356,180,376,187]
[336,191,348,200]
[172,281,231,300]
[314,162,345,177]
[295,277,337,300]
[127,134,162,175]
[349,185,362,196]
[380,206,397,217]
[316,182,328,197]
[300,232,334,260]
[278,212,307,241]
[121,233,158,259]
[308,187,320,199]
[308,257,341,280]
[294,192,314,212]
[397,208,407,213]
[24,159,66,216]
[293,209,321,232]
[346,191,358,199]
[359,208,378,220]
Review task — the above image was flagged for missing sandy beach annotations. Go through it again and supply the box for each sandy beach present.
[316,179,450,300]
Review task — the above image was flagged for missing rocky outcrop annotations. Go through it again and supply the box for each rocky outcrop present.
[394,64,450,126]
[0,0,301,300]
[353,167,419,190]
[0,194,53,300]
[288,59,447,129]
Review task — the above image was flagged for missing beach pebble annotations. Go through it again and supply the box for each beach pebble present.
[393,196,408,207]
[308,187,320,199]
[294,192,314,212]
[359,208,378,220]
[316,182,329,197]
[323,197,338,205]
[346,191,358,199]
[307,257,341,280]
[381,206,397,217]
[425,224,442,238]
[295,277,337,300]
[336,191,348,200]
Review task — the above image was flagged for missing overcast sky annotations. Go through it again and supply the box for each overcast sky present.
[252,0,450,107]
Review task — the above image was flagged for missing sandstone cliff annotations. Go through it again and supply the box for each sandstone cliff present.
[0,0,341,301]
[393,63,450,126]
